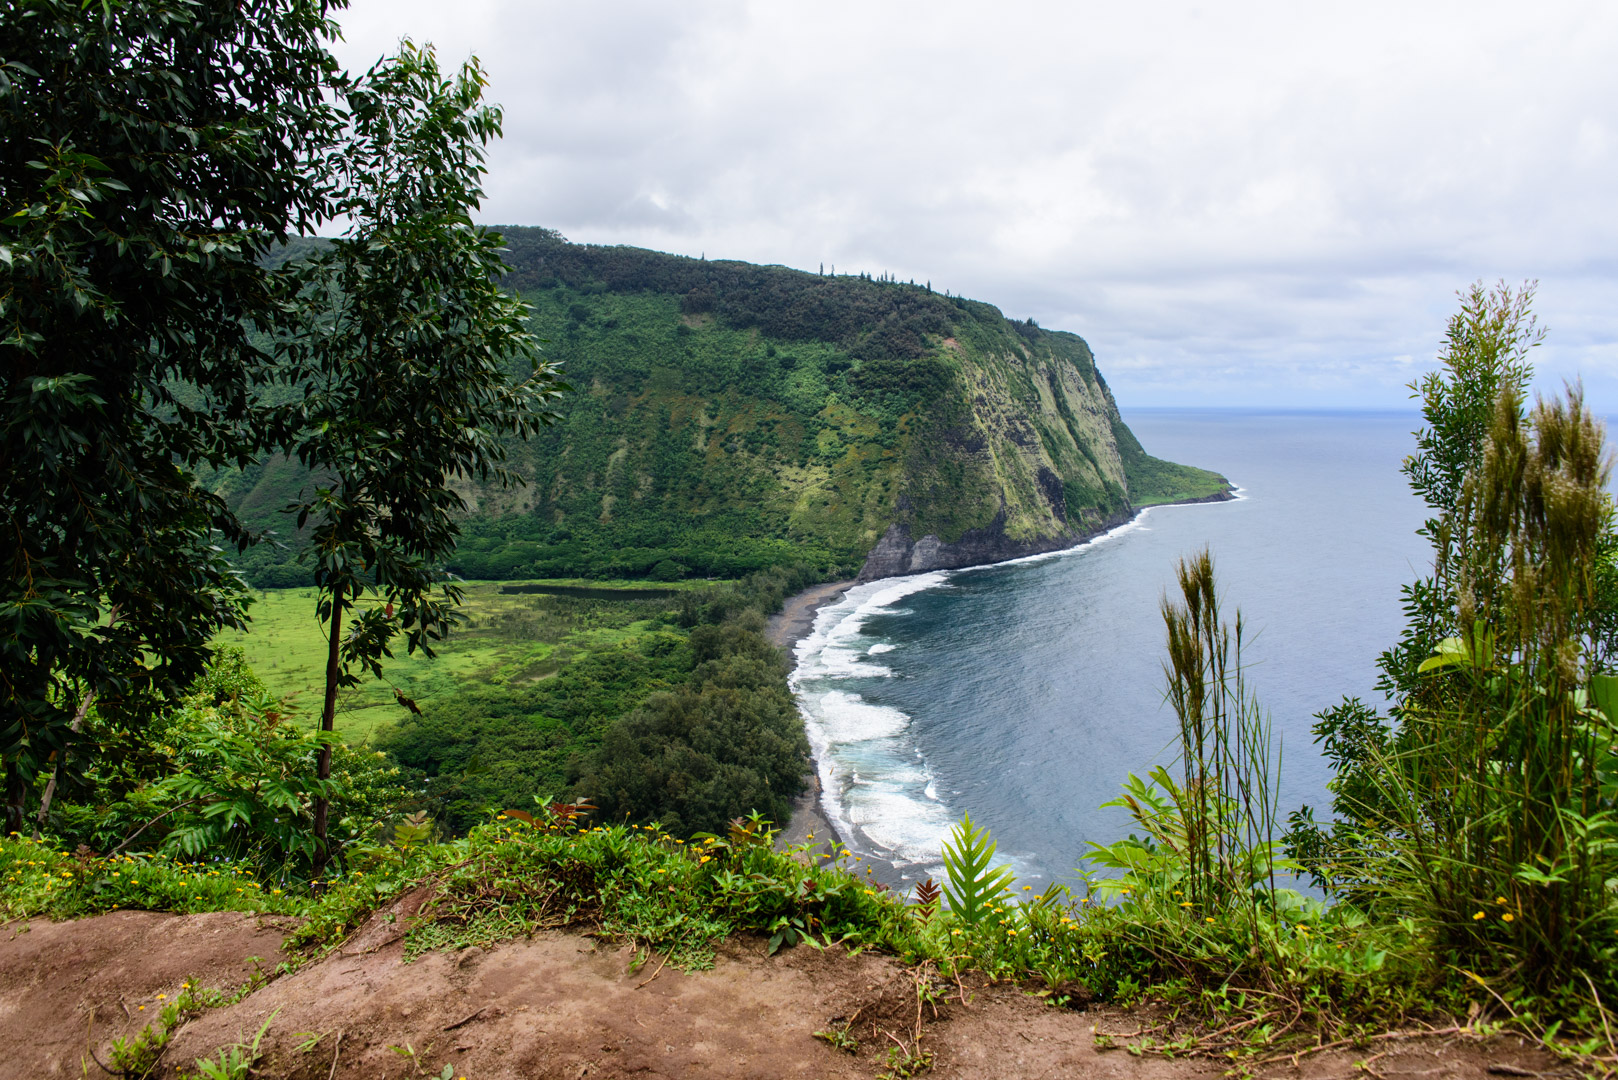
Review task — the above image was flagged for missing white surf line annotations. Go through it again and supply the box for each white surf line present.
[785,488,1239,876]
[789,572,951,862]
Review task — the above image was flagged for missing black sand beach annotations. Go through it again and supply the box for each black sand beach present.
[767,580,853,853]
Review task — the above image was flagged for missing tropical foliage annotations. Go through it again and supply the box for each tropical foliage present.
[380,566,818,836]
[1,2,562,854]
[1075,283,1618,1048]
[35,649,410,883]
[0,0,342,832]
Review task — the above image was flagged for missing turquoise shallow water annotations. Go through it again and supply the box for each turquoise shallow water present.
[789,409,1433,890]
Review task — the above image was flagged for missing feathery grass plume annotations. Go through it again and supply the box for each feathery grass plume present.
[1288,281,1548,899]
[1159,551,1286,925]
[1370,384,1618,995]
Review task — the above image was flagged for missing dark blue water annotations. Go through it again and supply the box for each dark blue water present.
[789,410,1432,889]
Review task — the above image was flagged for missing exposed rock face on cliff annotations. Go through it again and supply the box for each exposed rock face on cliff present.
[853,320,1209,581]
[856,509,1138,580]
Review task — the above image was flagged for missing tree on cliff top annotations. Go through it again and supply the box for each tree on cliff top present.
[276,42,566,875]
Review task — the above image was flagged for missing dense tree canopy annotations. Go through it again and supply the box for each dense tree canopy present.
[0,4,564,843]
[0,0,348,829]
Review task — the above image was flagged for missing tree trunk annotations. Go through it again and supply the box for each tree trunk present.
[35,688,96,836]
[36,611,117,838]
[311,582,344,878]
[4,760,26,838]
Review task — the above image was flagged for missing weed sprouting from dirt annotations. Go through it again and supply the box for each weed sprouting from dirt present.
[179,1008,278,1080]
[812,1023,859,1053]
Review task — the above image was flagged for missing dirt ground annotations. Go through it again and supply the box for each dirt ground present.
[0,908,1573,1080]
[0,909,293,1075]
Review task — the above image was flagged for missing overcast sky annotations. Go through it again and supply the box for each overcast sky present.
[332,1,1618,410]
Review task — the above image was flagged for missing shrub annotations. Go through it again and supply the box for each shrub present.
[43,651,411,883]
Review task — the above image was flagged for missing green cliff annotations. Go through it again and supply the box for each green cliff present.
[228,229,1228,586]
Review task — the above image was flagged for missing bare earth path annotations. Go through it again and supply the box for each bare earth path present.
[0,911,1563,1079]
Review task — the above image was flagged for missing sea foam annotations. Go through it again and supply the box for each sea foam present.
[790,572,954,871]
[788,517,1162,880]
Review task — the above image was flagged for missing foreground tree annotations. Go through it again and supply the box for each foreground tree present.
[0,0,346,831]
[277,44,566,874]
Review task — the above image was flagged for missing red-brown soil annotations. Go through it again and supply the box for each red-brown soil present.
[0,910,1571,1079]
[0,909,293,1074]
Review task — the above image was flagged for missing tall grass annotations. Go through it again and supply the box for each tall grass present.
[1086,549,1298,988]
[1159,550,1286,919]
[1363,387,1618,993]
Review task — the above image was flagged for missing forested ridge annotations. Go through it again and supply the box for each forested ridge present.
[228,228,1228,588]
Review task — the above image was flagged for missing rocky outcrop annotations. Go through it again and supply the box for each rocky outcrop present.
[856,483,1236,582]
[857,506,1138,581]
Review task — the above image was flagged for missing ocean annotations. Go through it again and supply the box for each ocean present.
[788,409,1433,890]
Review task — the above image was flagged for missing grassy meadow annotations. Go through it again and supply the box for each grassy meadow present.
[218,578,715,740]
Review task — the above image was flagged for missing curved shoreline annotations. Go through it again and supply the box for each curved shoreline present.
[767,580,855,854]
[769,488,1236,858]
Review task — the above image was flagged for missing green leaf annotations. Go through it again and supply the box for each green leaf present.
[940,813,1015,927]
[1590,674,1618,723]
[1417,636,1471,673]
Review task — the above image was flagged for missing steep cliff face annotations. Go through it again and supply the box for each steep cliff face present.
[224,230,1229,586]
[859,318,1143,579]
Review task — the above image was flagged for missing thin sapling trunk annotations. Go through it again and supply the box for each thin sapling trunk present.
[312,581,344,878]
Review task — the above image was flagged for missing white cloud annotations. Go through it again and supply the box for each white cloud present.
[331,0,1618,408]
